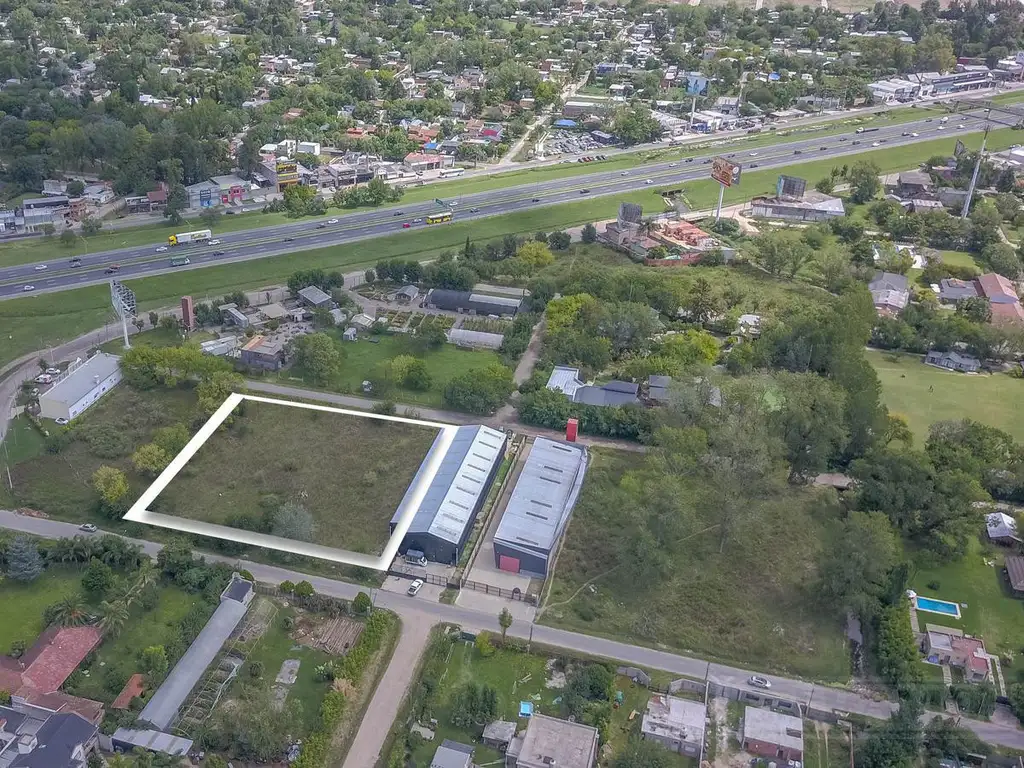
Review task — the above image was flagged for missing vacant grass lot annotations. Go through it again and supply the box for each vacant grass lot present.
[1,414,47,464]
[866,349,1024,443]
[0,386,199,519]
[68,585,213,704]
[155,399,438,554]
[274,331,503,409]
[99,326,214,354]
[909,536,1024,676]
[541,450,850,681]
[0,568,82,652]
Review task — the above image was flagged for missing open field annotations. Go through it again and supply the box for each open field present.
[939,250,981,270]
[540,450,850,681]
[1,414,47,465]
[276,330,503,408]
[100,326,214,354]
[0,567,82,652]
[0,386,199,519]
[67,585,214,704]
[909,536,1024,675]
[154,399,438,555]
[866,349,1024,443]
[803,721,853,768]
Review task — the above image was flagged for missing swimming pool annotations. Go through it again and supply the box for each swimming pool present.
[914,596,962,619]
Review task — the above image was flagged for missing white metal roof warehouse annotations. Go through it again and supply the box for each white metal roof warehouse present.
[492,438,588,577]
[391,425,507,564]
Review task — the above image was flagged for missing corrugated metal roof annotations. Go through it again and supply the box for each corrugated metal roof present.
[392,425,507,545]
[493,438,587,555]
[446,328,505,349]
[39,353,120,408]
[546,366,584,398]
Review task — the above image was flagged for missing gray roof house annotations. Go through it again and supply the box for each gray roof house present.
[573,379,640,408]
[647,375,672,403]
[0,707,98,768]
[297,285,333,308]
[938,278,980,303]
[986,511,1021,545]
[430,739,474,768]
[138,575,254,730]
[925,350,981,373]
[424,288,522,316]
[869,271,910,316]
[506,714,599,768]
[641,694,706,757]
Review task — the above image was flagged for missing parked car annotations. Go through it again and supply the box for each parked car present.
[79,523,97,532]
[748,675,771,689]
[407,579,424,596]
[45,367,60,375]
[55,417,69,426]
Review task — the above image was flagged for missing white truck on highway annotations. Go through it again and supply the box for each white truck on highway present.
[167,229,212,246]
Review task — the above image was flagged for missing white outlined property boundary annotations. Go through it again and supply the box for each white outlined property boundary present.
[124,392,458,570]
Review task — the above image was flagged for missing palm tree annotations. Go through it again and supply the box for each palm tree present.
[50,594,89,627]
[70,536,92,564]
[98,600,130,638]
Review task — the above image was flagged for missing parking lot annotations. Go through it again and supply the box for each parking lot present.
[543,129,609,156]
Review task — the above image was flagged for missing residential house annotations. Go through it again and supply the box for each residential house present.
[431,740,474,768]
[924,350,981,372]
[924,625,990,682]
[869,271,910,317]
[937,278,979,303]
[646,375,672,404]
[741,706,804,762]
[239,336,285,371]
[505,714,599,768]
[986,511,1021,545]
[0,705,99,768]
[977,272,1024,326]
[641,694,705,757]
[896,171,933,198]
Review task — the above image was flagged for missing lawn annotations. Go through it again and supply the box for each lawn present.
[938,250,980,270]
[67,585,214,704]
[540,450,851,682]
[0,386,200,520]
[909,536,1024,673]
[99,326,214,354]
[866,349,1024,443]
[0,568,83,652]
[274,331,504,409]
[154,398,438,554]
[1,414,47,465]
[803,720,852,768]
[240,603,334,737]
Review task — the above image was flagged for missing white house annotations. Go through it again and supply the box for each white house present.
[38,353,122,422]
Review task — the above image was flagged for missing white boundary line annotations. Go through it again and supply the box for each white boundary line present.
[124,392,458,570]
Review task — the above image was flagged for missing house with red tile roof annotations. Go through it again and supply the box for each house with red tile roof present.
[925,624,990,683]
[975,272,1024,327]
[0,626,104,724]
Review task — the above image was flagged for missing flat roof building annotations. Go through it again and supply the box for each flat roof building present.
[492,438,588,577]
[138,576,253,730]
[641,694,706,757]
[391,425,507,564]
[424,288,522,317]
[741,706,804,762]
[38,354,122,423]
[506,714,599,768]
[297,285,333,308]
[750,192,845,222]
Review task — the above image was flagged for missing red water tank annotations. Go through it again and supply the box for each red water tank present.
[566,418,578,442]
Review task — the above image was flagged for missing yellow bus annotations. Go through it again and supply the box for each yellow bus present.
[426,211,452,224]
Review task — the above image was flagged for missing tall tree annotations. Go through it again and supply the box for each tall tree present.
[6,536,42,582]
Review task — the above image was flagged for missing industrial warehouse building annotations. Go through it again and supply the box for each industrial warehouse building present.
[38,353,122,423]
[390,425,507,564]
[492,438,588,577]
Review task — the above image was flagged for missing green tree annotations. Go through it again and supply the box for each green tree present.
[581,223,597,244]
[80,217,102,236]
[548,231,571,250]
[517,241,554,270]
[153,424,190,456]
[59,229,77,248]
[81,557,114,598]
[847,161,882,204]
[818,511,899,618]
[142,645,169,682]
[271,502,316,542]
[48,593,89,627]
[196,371,245,416]
[92,466,129,505]
[770,372,848,481]
[475,631,495,657]
[98,599,130,637]
[293,333,341,385]
[442,364,514,414]
[859,696,923,768]
[353,591,372,614]
[498,607,513,643]
[876,602,923,690]
[956,296,993,324]
[6,536,42,582]
[915,31,956,73]
[981,242,1021,279]
[131,443,171,476]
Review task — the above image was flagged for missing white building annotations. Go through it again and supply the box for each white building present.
[38,353,122,422]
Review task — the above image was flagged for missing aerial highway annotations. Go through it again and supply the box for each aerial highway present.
[0,108,995,301]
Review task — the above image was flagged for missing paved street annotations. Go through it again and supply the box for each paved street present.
[0,509,1021,748]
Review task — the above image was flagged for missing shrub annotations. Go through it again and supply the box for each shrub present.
[279,580,295,593]
[249,661,264,679]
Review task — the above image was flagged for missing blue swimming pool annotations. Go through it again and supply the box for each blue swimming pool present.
[915,596,961,619]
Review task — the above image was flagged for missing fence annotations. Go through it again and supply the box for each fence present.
[617,666,652,687]
[254,582,352,614]
[387,566,538,603]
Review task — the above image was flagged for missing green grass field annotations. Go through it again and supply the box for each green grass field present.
[909,536,1024,675]
[155,398,438,554]
[938,250,980,270]
[541,450,850,681]
[803,721,852,768]
[68,585,214,704]
[1,414,47,464]
[0,568,82,652]
[273,330,503,409]
[99,326,214,354]
[866,349,1024,443]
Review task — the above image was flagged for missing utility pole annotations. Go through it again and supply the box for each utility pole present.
[961,125,989,219]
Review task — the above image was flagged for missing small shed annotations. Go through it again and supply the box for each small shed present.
[297,285,333,308]
[482,720,517,750]
[396,285,420,302]
[343,327,358,341]
[1006,555,1024,596]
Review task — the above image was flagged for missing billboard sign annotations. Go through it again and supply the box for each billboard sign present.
[776,175,807,200]
[954,139,966,157]
[711,157,741,188]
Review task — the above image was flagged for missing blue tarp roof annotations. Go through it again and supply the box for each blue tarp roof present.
[424,141,439,150]
[554,119,577,127]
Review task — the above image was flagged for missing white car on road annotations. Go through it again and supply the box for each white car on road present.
[209,239,221,245]
[748,675,772,689]
[22,285,34,292]
[407,579,424,596]
[79,523,97,532]
[328,218,339,224]
[34,264,47,271]
[156,245,168,252]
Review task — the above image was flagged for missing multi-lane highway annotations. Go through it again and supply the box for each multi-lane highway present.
[0,108,995,300]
